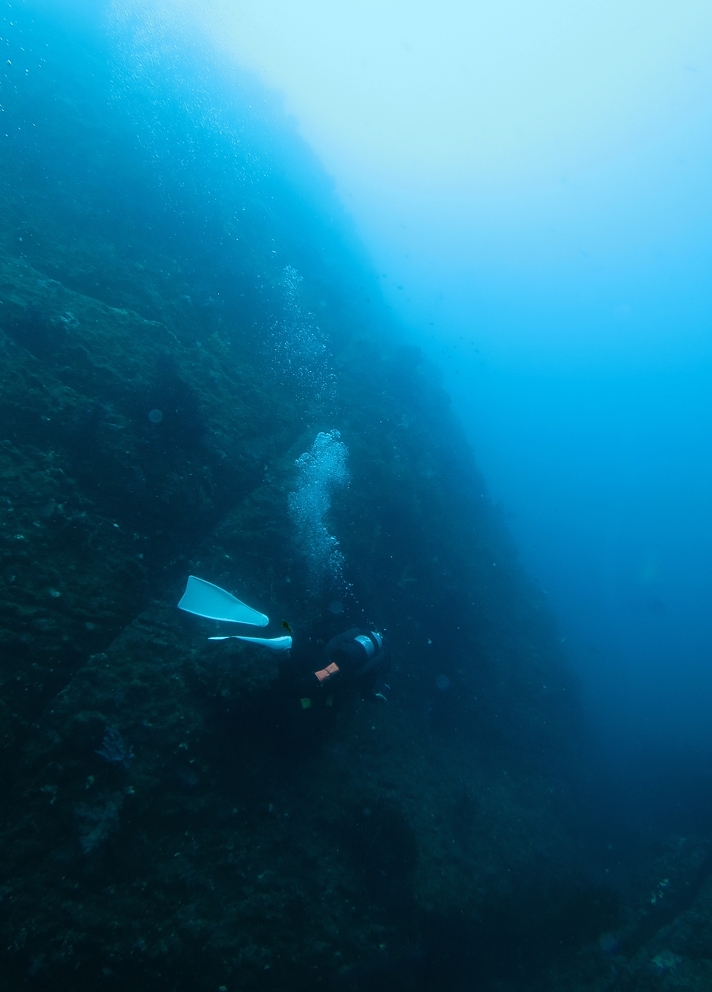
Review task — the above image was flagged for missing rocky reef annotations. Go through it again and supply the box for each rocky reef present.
[3,6,707,992]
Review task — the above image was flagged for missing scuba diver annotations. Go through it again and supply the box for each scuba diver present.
[285,627,390,711]
[177,575,390,712]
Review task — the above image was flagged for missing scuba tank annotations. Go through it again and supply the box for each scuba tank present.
[323,628,385,680]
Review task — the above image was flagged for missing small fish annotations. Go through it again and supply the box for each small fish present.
[281,619,293,634]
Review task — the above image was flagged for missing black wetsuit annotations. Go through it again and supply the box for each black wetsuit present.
[284,628,389,709]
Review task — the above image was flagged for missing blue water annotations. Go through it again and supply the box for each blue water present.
[459,364,712,840]
[332,1,712,835]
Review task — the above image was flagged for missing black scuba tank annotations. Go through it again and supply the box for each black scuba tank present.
[324,628,385,678]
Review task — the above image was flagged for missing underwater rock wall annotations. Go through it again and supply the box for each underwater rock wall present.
[0,6,612,991]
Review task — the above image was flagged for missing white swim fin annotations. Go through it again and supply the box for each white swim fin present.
[178,575,268,626]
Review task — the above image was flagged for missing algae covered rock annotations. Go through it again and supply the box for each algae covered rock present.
[0,5,605,991]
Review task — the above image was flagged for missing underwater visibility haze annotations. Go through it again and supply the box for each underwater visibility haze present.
[1,1,712,990]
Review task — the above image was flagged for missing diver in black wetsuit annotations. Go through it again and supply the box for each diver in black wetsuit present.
[285,627,390,711]
[174,574,389,713]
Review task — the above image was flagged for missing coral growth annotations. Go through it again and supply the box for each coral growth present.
[95,726,134,769]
